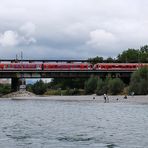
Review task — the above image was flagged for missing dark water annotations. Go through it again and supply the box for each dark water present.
[0,99,148,148]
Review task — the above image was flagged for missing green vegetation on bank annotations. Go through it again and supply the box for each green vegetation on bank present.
[25,66,147,95]
[0,84,11,96]
[129,66,148,95]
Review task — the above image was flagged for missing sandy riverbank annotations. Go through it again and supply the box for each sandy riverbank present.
[1,94,148,104]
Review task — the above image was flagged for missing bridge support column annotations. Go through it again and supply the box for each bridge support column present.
[11,78,26,92]
[11,78,20,92]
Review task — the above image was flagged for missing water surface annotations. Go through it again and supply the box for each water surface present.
[0,98,148,148]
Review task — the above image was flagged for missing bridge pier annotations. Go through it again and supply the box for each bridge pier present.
[11,78,19,92]
[11,78,26,92]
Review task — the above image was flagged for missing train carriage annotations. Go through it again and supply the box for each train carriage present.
[93,63,141,71]
[43,63,93,71]
[1,63,42,71]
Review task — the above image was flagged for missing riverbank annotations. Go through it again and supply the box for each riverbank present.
[1,90,36,98]
[1,94,148,104]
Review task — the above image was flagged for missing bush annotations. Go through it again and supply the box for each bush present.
[32,80,48,95]
[129,67,148,95]
[84,76,98,94]
[0,84,11,95]
[96,79,108,95]
[108,78,125,95]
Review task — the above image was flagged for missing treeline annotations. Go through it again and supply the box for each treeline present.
[88,45,148,64]
[85,66,148,95]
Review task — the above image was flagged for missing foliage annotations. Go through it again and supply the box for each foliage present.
[117,45,148,63]
[108,78,125,95]
[49,78,87,90]
[84,76,98,94]
[129,67,148,95]
[0,84,11,95]
[31,79,48,95]
[44,89,84,96]
[96,79,108,95]
[88,56,104,65]
[117,49,139,63]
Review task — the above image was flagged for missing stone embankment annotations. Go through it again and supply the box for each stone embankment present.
[2,91,36,98]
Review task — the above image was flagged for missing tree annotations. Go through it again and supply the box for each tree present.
[140,45,148,62]
[88,56,104,65]
[108,78,125,95]
[0,84,11,95]
[32,80,47,95]
[84,76,98,94]
[96,79,108,95]
[129,67,148,95]
[117,49,139,63]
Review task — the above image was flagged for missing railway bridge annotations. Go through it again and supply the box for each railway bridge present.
[0,59,136,91]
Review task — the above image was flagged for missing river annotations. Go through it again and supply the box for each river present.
[0,98,148,148]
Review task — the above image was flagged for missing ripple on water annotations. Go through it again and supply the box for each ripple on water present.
[0,99,148,148]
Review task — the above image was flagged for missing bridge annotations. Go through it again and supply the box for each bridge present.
[0,59,135,91]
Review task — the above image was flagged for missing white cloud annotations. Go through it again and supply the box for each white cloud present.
[0,30,19,46]
[87,29,118,49]
[0,22,36,47]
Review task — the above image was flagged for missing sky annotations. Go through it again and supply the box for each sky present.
[0,0,148,60]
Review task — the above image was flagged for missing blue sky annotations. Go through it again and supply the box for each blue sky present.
[0,0,148,59]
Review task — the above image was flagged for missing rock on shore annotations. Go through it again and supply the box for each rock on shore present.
[2,91,36,98]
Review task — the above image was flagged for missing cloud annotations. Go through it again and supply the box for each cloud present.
[0,22,36,47]
[0,0,148,59]
[87,29,118,49]
[20,22,36,36]
[0,30,19,46]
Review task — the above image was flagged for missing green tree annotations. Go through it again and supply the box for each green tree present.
[129,67,148,95]
[96,79,108,95]
[84,76,98,94]
[0,84,11,95]
[32,80,47,95]
[108,78,125,95]
[117,49,139,63]
[106,57,115,63]
[140,45,148,62]
[49,78,87,90]
[88,56,104,65]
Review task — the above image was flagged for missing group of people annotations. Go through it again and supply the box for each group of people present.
[93,94,109,103]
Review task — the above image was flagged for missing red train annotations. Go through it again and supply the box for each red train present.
[93,63,148,71]
[0,63,147,71]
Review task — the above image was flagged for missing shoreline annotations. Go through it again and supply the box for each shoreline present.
[0,95,148,104]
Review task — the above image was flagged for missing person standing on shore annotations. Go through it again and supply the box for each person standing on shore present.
[104,94,107,103]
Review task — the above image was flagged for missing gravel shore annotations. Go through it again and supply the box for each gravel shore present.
[1,93,148,104]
